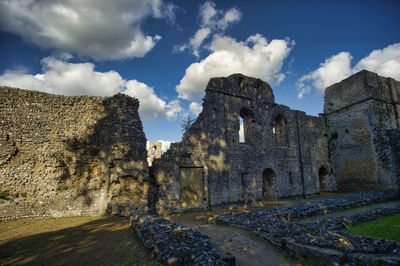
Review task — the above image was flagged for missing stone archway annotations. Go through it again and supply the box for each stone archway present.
[262,168,276,200]
[318,166,329,191]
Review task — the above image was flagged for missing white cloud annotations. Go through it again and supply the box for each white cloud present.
[200,1,241,30]
[190,28,212,57]
[297,43,400,98]
[353,43,400,80]
[176,34,293,100]
[165,100,183,120]
[0,57,181,122]
[125,80,182,122]
[297,52,352,98]
[0,57,124,96]
[189,102,203,116]
[176,1,241,57]
[0,0,176,60]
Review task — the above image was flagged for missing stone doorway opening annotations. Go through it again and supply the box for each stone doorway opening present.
[262,168,276,201]
[318,166,329,191]
[179,167,204,208]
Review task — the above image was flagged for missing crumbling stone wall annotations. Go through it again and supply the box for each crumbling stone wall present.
[324,70,400,192]
[0,87,149,220]
[152,74,330,214]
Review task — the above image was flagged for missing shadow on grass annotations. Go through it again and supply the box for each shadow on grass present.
[0,217,157,266]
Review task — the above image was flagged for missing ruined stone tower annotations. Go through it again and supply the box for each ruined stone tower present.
[324,70,400,192]
[152,74,332,214]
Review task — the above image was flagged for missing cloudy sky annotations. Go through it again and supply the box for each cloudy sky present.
[0,0,399,148]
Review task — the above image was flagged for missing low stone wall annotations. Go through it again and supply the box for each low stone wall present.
[213,191,400,265]
[131,215,235,265]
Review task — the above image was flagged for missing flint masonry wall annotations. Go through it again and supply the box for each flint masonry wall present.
[324,70,400,192]
[152,74,330,214]
[0,87,149,220]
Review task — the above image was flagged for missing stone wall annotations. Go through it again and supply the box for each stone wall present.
[0,87,149,220]
[152,74,330,214]
[324,70,400,192]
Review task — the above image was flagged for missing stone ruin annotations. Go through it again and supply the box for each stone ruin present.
[152,70,400,213]
[0,88,149,219]
[147,141,162,166]
[0,70,399,220]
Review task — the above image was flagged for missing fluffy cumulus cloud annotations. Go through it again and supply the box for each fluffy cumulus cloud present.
[297,43,400,98]
[189,102,203,116]
[125,81,182,121]
[176,1,241,57]
[176,34,293,100]
[353,43,400,80]
[0,0,176,60]
[297,52,353,98]
[0,57,181,122]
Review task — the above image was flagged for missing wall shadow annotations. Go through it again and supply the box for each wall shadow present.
[0,217,157,266]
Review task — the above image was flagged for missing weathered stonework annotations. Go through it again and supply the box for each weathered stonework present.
[152,74,331,214]
[212,191,400,265]
[324,70,400,192]
[1,70,399,219]
[0,87,149,220]
[147,141,162,166]
[152,71,399,214]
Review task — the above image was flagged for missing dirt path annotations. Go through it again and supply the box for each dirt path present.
[198,224,293,266]
[0,216,157,266]
[166,203,298,266]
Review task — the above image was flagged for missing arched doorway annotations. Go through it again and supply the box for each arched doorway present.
[262,168,276,200]
[318,166,329,191]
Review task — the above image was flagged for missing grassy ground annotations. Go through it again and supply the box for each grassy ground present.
[346,214,400,242]
[0,216,157,266]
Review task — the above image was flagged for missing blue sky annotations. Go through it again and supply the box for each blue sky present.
[0,0,399,147]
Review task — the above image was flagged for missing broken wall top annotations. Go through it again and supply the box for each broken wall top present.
[324,70,400,114]
[206,73,275,103]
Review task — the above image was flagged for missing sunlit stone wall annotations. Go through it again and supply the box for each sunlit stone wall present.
[0,87,149,220]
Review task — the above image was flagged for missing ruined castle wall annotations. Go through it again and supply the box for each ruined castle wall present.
[0,87,149,220]
[324,70,400,192]
[153,74,329,214]
[295,111,334,193]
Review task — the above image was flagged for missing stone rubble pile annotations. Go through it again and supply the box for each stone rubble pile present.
[213,191,400,265]
[131,215,235,265]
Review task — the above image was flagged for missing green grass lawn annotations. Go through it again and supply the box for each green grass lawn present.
[347,214,400,242]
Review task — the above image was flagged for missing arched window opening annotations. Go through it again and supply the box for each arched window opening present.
[318,166,329,191]
[288,171,293,185]
[151,146,157,155]
[262,168,276,201]
[239,117,244,143]
[238,108,253,143]
[274,114,286,145]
